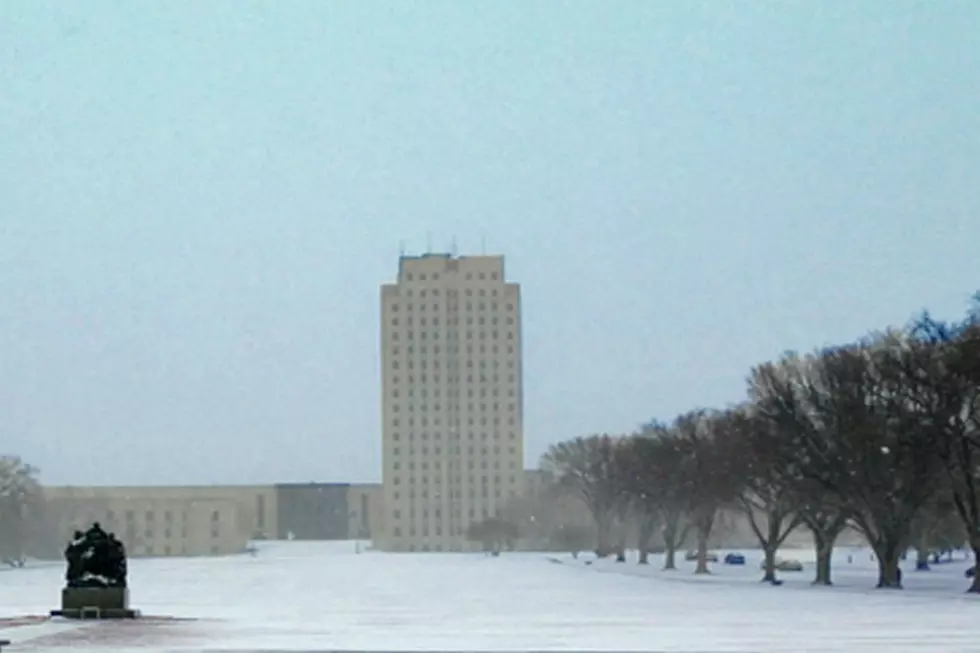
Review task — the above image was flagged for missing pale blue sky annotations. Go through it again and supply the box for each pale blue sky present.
[2,1,978,486]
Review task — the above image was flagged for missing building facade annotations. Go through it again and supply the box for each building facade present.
[274,483,349,540]
[347,483,383,540]
[40,484,276,558]
[379,254,524,551]
[273,482,383,541]
[38,482,383,558]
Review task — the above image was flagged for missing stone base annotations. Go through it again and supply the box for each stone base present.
[51,587,140,619]
[50,608,140,619]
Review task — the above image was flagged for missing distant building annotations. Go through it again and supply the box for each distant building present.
[40,485,275,558]
[379,253,525,552]
[39,482,382,558]
[273,482,382,541]
[347,483,383,540]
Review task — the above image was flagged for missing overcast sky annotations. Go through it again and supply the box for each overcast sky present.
[2,1,978,486]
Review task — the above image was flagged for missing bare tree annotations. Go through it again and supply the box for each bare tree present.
[673,410,741,574]
[792,338,942,588]
[749,355,849,585]
[616,428,690,565]
[902,303,980,591]
[500,472,567,549]
[730,406,802,583]
[614,436,654,563]
[540,434,626,556]
[0,456,42,566]
[908,491,963,571]
[466,517,519,554]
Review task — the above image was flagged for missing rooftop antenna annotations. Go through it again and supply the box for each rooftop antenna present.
[426,231,432,254]
[399,240,406,257]
[450,235,458,257]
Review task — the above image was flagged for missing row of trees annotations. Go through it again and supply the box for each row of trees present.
[541,296,980,592]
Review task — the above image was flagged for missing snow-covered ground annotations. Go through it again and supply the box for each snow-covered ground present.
[0,541,976,652]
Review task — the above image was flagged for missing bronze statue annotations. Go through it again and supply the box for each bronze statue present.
[63,523,127,588]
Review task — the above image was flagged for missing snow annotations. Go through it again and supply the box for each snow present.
[0,541,976,652]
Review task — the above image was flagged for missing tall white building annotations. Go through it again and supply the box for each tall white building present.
[379,254,523,552]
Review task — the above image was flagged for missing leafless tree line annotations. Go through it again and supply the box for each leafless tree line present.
[541,296,980,592]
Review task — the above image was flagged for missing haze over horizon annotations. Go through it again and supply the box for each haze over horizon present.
[2,1,978,487]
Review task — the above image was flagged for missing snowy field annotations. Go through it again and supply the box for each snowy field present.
[0,541,976,652]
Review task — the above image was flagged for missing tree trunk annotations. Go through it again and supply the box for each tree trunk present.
[761,546,778,583]
[663,546,676,570]
[661,516,683,571]
[594,514,612,556]
[805,516,844,586]
[968,542,980,594]
[694,514,712,575]
[754,510,788,584]
[873,542,903,589]
[850,514,907,589]
[637,515,655,565]
[614,526,627,563]
[915,545,931,571]
[812,532,834,586]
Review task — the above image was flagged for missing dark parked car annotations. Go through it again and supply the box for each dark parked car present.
[724,553,746,565]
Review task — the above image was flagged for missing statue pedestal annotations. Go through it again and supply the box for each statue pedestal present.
[50,587,140,619]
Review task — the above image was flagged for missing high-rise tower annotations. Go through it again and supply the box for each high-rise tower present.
[379,254,523,551]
